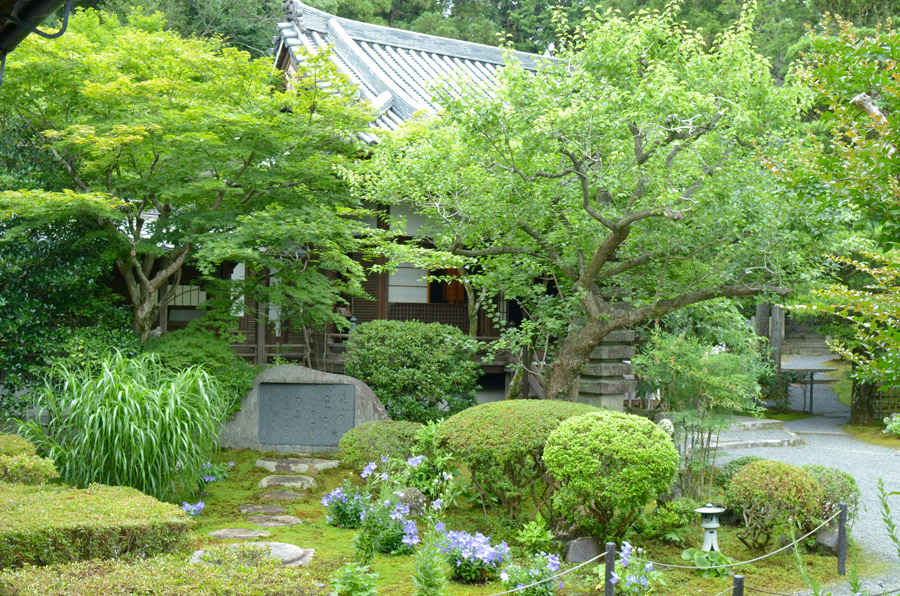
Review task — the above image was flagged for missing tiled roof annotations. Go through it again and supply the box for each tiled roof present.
[274,0,549,143]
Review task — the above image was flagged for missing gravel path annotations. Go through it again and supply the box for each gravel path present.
[718,415,900,595]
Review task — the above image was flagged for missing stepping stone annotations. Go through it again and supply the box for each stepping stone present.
[261,490,305,501]
[190,542,315,567]
[249,515,303,528]
[208,528,270,540]
[258,475,316,490]
[238,504,287,515]
[256,457,339,476]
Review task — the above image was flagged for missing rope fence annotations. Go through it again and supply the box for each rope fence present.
[475,502,858,596]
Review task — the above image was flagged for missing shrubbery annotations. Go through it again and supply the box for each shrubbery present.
[344,320,480,423]
[435,400,599,520]
[0,547,318,595]
[800,464,861,523]
[0,454,58,484]
[0,483,192,568]
[0,434,36,457]
[716,456,767,488]
[727,460,822,551]
[16,351,228,502]
[543,411,679,541]
[637,498,700,544]
[340,420,424,471]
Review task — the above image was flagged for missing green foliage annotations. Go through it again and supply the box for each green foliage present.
[886,415,900,437]
[435,400,599,520]
[0,434,36,457]
[716,456,767,488]
[800,464,861,523]
[0,216,135,417]
[636,498,700,545]
[331,563,379,596]
[0,8,371,343]
[359,3,827,400]
[634,331,765,498]
[339,420,424,471]
[727,460,823,551]
[15,352,228,502]
[145,319,261,418]
[515,514,557,555]
[0,548,319,595]
[680,548,733,579]
[544,411,679,542]
[412,536,450,596]
[0,483,192,569]
[344,320,480,423]
[0,454,59,484]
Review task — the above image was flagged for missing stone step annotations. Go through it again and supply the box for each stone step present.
[249,515,303,528]
[729,418,784,431]
[191,542,315,567]
[714,437,805,450]
[238,504,287,515]
[258,475,316,490]
[261,490,305,501]
[256,457,339,476]
[208,528,271,540]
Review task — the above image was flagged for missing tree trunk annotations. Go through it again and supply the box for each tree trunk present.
[850,356,876,425]
[545,317,607,401]
[754,302,770,341]
[770,305,784,372]
[116,244,190,343]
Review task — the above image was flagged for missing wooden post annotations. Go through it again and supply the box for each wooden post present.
[771,305,784,372]
[604,542,616,596]
[838,503,848,575]
[754,303,770,341]
[733,575,744,596]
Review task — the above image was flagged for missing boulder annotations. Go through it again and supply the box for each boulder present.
[258,475,316,490]
[237,504,287,515]
[249,515,304,528]
[208,528,270,540]
[190,542,314,567]
[397,487,428,517]
[565,537,603,564]
[261,490,305,501]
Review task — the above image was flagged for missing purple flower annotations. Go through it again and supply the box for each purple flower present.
[181,500,205,516]
[361,461,377,479]
[442,471,453,481]
[229,461,235,467]
[435,521,446,533]
[391,502,410,521]
[644,562,653,572]
[407,455,425,468]
[610,571,619,585]
[380,472,389,481]
[558,582,564,590]
[640,576,648,587]
[381,456,388,462]
[203,475,216,483]
[546,553,561,572]
[432,499,443,511]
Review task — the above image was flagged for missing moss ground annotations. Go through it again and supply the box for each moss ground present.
[763,411,811,422]
[188,448,877,596]
[840,424,900,449]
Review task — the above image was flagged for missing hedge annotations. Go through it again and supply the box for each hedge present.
[0,454,58,484]
[0,483,192,568]
[0,434,36,457]
[339,420,424,470]
[435,400,601,519]
[0,546,318,596]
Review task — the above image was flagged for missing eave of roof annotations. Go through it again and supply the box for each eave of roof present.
[274,0,553,140]
[0,0,66,54]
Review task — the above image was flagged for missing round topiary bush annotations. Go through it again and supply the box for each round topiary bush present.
[728,460,823,551]
[800,464,861,523]
[716,456,767,488]
[543,411,679,541]
[435,400,601,519]
[344,320,480,423]
[339,420,424,470]
[0,454,59,484]
[0,434,37,457]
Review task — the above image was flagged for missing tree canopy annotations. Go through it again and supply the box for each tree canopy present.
[355,4,835,399]
[0,9,374,342]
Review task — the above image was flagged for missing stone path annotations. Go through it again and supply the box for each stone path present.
[248,514,303,528]
[255,457,338,475]
[261,490,305,501]
[208,528,270,540]
[258,475,316,490]
[238,504,286,515]
[191,542,314,567]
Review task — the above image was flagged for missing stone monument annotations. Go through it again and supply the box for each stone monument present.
[220,364,389,453]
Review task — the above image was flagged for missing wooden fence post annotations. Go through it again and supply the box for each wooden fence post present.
[838,502,848,575]
[604,542,616,596]
[733,574,744,596]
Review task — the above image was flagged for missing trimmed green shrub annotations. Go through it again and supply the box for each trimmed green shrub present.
[436,400,601,519]
[344,320,480,423]
[716,456,767,488]
[0,434,36,457]
[0,483,192,568]
[800,464,861,522]
[340,420,424,470]
[0,454,58,484]
[543,411,679,541]
[15,351,228,502]
[0,547,320,595]
[637,498,700,544]
[727,460,822,551]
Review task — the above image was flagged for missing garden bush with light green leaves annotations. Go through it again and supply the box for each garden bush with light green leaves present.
[0,433,58,484]
[15,351,227,502]
[544,411,679,542]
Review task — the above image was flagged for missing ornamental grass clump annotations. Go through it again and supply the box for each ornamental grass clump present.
[15,351,227,502]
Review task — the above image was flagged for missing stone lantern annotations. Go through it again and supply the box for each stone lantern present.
[694,503,726,552]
